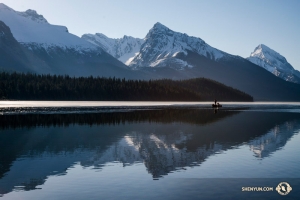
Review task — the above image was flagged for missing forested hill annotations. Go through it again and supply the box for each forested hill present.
[0,72,253,101]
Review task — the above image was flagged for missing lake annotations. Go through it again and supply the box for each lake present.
[0,101,299,199]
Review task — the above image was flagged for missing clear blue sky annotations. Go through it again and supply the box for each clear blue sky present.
[2,0,300,70]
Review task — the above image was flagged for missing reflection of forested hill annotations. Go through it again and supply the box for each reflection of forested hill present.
[0,108,237,129]
[0,109,300,195]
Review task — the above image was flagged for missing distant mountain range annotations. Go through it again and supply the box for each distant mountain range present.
[82,23,300,85]
[0,3,300,101]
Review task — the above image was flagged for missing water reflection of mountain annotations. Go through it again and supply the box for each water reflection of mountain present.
[248,120,300,158]
[0,109,300,195]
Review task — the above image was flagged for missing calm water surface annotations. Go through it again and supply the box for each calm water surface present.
[0,102,299,199]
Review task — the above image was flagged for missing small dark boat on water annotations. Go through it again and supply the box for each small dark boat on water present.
[212,99,222,108]
[212,103,222,108]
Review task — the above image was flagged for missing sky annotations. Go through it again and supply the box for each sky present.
[1,0,300,70]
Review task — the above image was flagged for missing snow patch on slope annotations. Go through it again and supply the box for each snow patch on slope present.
[149,58,193,70]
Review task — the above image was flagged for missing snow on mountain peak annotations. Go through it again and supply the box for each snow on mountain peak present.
[0,3,12,11]
[247,44,300,83]
[130,22,226,68]
[82,33,144,65]
[152,22,169,31]
[249,44,292,70]
[0,4,47,24]
[250,44,288,64]
[95,33,109,39]
[0,4,95,50]
[20,9,48,24]
[146,22,174,39]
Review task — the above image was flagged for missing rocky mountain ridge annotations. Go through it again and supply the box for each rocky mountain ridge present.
[247,44,300,83]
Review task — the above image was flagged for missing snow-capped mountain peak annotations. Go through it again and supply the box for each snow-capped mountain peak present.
[151,22,169,32]
[0,3,95,49]
[82,33,144,65]
[250,44,290,69]
[247,44,300,83]
[0,4,137,78]
[129,22,226,69]
[0,4,47,24]
[82,22,230,69]
[20,9,48,24]
[0,3,12,11]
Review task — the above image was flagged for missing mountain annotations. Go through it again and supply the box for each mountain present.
[247,44,300,83]
[129,22,227,69]
[82,33,144,65]
[0,19,67,74]
[0,20,32,72]
[0,3,138,78]
[125,22,300,101]
[1,2,300,101]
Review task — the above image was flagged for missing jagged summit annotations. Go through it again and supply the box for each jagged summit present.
[152,22,169,30]
[94,32,109,38]
[123,35,134,39]
[247,44,300,83]
[21,9,48,24]
[0,4,47,24]
[147,22,184,39]
[129,22,225,68]
[82,33,144,65]
[82,22,227,69]
[250,44,289,67]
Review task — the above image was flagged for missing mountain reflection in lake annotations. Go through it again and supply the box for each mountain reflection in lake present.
[0,108,300,199]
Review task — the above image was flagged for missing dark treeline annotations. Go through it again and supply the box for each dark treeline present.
[0,72,253,101]
[155,78,253,101]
